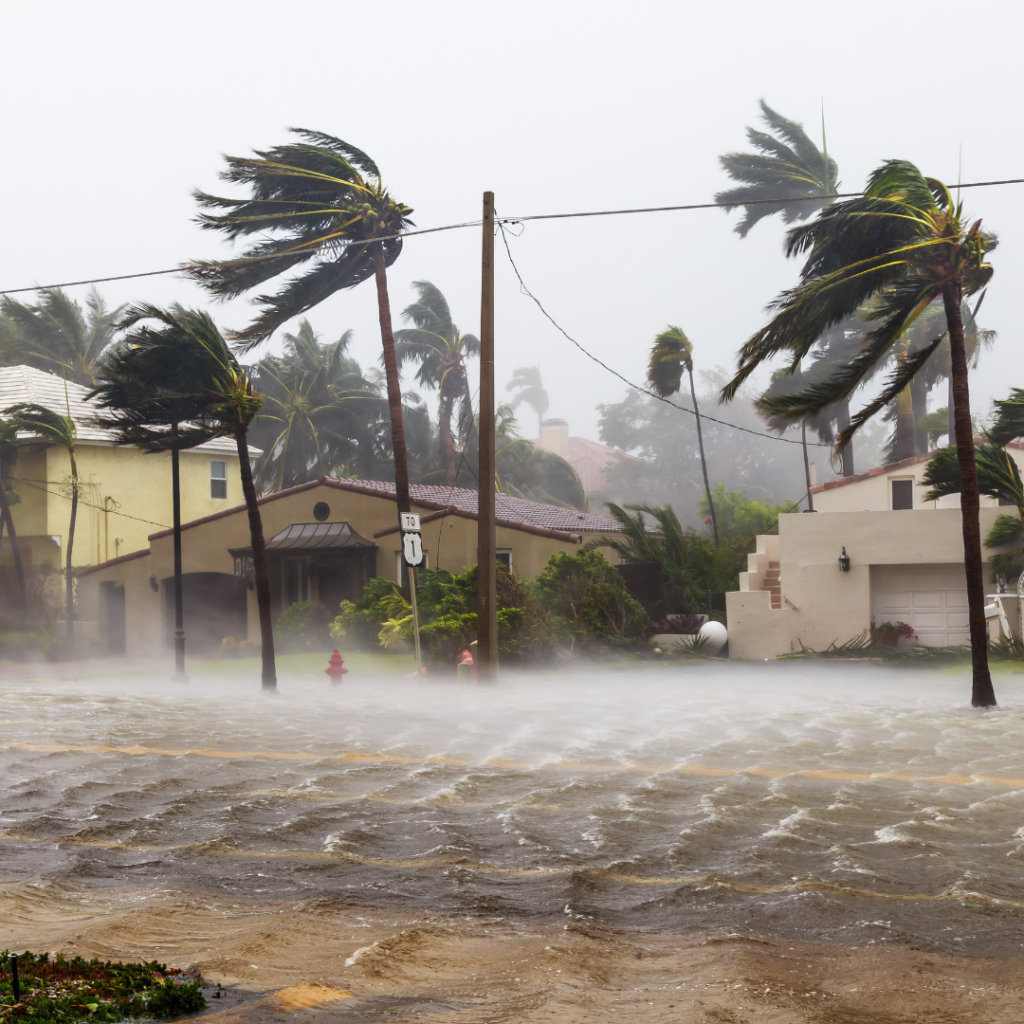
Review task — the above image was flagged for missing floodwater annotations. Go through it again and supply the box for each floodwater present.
[2,662,1024,957]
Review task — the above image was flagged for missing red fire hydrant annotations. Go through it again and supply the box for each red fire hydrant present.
[325,649,348,685]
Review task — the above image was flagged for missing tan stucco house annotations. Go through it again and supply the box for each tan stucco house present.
[726,443,1024,659]
[77,477,627,656]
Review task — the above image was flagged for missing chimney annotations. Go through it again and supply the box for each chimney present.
[539,418,569,459]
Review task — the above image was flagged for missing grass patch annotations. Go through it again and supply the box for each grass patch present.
[782,632,972,664]
[0,951,205,1021]
[179,649,417,679]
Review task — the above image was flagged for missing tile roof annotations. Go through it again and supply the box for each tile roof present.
[331,477,627,533]
[567,435,639,492]
[0,364,240,453]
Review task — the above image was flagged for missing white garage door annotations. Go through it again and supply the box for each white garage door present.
[873,564,970,647]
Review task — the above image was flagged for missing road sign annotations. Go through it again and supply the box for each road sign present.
[402,530,425,568]
[400,512,421,532]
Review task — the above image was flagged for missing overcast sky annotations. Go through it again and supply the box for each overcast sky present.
[2,0,1020,445]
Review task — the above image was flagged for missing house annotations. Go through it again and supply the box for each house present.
[76,476,629,656]
[535,418,639,504]
[0,366,246,577]
[726,443,1024,659]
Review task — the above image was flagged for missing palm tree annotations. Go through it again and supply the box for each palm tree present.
[716,100,838,237]
[0,288,123,386]
[0,420,27,618]
[91,304,277,690]
[718,102,859,477]
[647,327,719,546]
[722,159,998,707]
[506,367,549,441]
[251,319,382,491]
[394,282,480,486]
[187,129,415,516]
[6,400,78,638]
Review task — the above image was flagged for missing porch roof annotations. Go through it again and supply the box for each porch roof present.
[229,522,376,558]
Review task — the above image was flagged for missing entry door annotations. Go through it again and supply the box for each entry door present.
[101,581,126,654]
[872,564,970,646]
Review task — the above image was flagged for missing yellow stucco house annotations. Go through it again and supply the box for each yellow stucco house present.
[727,443,1024,659]
[0,364,246,579]
[77,476,627,656]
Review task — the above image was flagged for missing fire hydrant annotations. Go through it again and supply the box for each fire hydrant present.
[456,648,476,680]
[325,649,348,685]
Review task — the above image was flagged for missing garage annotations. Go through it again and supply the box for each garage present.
[872,564,970,647]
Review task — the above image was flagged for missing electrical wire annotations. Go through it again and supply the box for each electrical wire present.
[4,176,1024,297]
[495,220,831,448]
[10,476,169,528]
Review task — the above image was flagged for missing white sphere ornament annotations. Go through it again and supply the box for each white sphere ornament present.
[698,621,728,655]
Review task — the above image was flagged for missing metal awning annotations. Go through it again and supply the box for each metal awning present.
[229,522,377,557]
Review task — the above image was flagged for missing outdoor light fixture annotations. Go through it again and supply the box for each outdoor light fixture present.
[149,574,158,592]
[838,547,851,572]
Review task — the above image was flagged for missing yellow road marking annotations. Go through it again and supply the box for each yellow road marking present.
[0,830,1017,908]
[5,741,1024,789]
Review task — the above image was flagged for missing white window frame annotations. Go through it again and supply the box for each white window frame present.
[890,477,914,510]
[210,459,227,500]
[496,549,512,573]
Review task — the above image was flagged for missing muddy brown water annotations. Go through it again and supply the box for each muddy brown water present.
[2,661,1023,964]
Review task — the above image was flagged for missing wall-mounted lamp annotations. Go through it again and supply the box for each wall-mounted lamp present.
[838,547,851,572]
[149,574,159,592]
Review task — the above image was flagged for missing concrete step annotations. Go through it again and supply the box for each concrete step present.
[768,561,780,569]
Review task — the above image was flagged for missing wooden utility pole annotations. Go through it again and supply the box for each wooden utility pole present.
[477,191,498,681]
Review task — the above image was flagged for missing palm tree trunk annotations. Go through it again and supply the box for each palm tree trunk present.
[896,383,916,461]
[440,394,456,487]
[688,367,718,547]
[911,373,928,454]
[372,243,411,516]
[801,421,814,511]
[836,398,854,476]
[0,472,27,620]
[236,428,276,691]
[943,283,996,707]
[65,458,78,641]
[947,374,956,446]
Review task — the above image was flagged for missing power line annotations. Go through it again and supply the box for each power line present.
[10,476,169,528]
[495,221,831,448]
[4,176,1024,297]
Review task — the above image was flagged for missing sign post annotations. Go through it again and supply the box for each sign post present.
[401,513,425,675]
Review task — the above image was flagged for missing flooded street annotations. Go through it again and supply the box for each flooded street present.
[2,660,1024,967]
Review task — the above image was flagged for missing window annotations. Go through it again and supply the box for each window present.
[496,550,512,572]
[999,494,1016,506]
[313,501,331,521]
[891,479,913,510]
[283,558,310,606]
[210,460,227,499]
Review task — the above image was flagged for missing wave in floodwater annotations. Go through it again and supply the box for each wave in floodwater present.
[2,661,1024,955]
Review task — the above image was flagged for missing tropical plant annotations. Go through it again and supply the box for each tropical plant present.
[716,99,838,237]
[990,388,1024,446]
[394,281,479,486]
[0,288,123,386]
[188,130,415,518]
[250,319,382,490]
[722,159,997,706]
[90,304,277,689]
[506,366,549,440]
[5,401,78,638]
[647,326,719,544]
[0,419,27,617]
[924,439,1024,583]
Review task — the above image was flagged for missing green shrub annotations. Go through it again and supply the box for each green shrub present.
[276,600,332,652]
[533,549,648,643]
[330,578,411,650]
[145,978,207,1017]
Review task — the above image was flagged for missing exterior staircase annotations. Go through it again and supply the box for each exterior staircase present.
[762,561,782,609]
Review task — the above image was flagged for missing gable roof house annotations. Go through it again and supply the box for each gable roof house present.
[76,476,631,657]
[726,443,1024,659]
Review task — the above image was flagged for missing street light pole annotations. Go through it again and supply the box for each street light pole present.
[477,191,498,682]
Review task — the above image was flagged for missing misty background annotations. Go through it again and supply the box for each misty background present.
[1,0,1019,504]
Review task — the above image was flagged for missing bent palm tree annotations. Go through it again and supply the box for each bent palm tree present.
[0,420,27,617]
[506,366,549,441]
[187,130,415,515]
[92,305,277,690]
[0,288,123,386]
[722,159,997,707]
[394,282,479,486]
[647,327,719,546]
[6,402,78,638]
